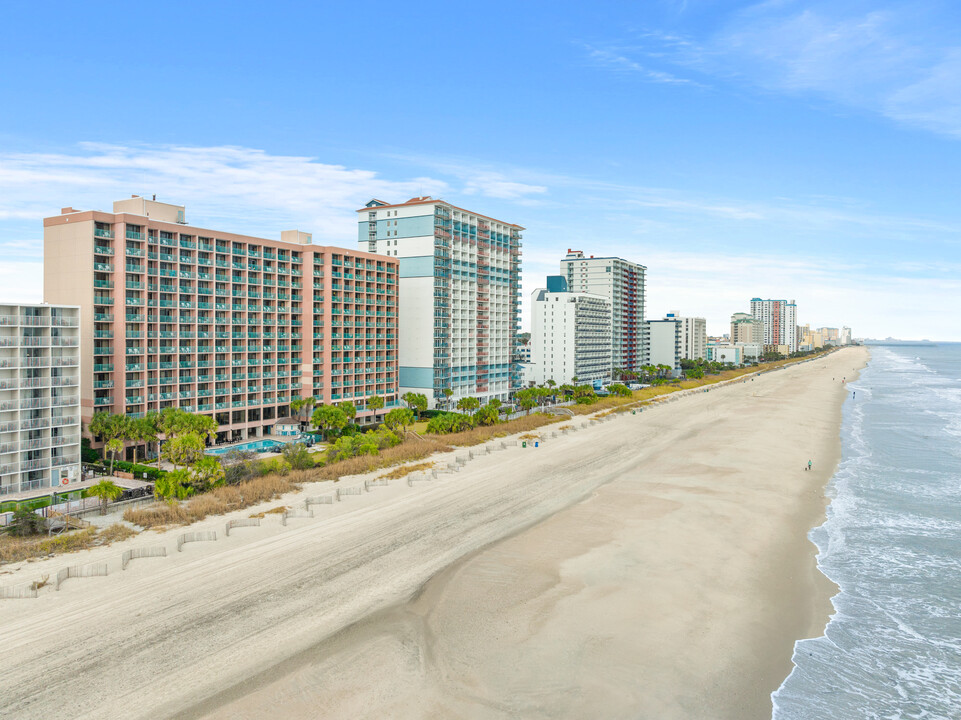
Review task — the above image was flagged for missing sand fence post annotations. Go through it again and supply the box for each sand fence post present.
[121,546,167,570]
[225,518,261,537]
[306,495,334,509]
[281,508,314,526]
[55,562,108,590]
[0,582,39,599]
[177,531,218,552]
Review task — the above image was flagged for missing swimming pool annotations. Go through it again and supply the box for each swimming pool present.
[206,439,288,455]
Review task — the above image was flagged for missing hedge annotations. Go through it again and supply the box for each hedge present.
[86,461,166,480]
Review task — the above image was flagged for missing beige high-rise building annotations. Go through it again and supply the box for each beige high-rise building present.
[44,196,399,451]
[731,312,764,345]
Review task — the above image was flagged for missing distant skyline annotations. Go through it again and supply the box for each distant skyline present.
[1,1,959,340]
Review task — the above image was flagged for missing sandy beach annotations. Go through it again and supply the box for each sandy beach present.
[0,347,867,720]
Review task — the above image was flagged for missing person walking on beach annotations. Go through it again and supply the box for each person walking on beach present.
[808,459,813,471]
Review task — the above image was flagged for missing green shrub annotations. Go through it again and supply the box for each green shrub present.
[81,438,100,463]
[426,412,477,434]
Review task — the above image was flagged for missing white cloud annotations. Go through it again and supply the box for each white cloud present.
[2,141,958,340]
[0,143,452,246]
[582,42,703,85]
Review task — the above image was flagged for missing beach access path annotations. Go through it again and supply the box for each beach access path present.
[0,346,867,720]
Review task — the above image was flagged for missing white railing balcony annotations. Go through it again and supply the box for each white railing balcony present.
[49,416,78,427]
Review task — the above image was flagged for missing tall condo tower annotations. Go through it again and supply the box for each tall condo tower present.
[358,197,522,409]
[560,250,646,374]
[749,298,798,352]
[529,277,612,387]
[665,312,707,361]
[44,197,399,451]
[0,303,82,495]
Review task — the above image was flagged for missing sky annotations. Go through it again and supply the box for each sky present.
[1,0,960,340]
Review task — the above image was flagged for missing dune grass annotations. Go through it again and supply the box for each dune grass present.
[123,472,307,529]
[0,523,140,565]
[377,461,435,481]
[310,437,453,480]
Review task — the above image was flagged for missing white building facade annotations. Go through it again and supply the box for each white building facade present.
[645,319,681,375]
[530,286,612,386]
[560,250,645,374]
[358,198,522,408]
[666,312,706,361]
[0,304,82,496]
[707,344,743,365]
[750,298,798,353]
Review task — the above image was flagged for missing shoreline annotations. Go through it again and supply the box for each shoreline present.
[0,347,867,719]
[769,347,870,710]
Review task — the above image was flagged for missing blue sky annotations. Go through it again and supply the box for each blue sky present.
[1,0,960,339]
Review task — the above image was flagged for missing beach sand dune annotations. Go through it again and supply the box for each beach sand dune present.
[0,347,867,720]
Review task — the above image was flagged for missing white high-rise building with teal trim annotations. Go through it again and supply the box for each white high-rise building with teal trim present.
[358,197,522,409]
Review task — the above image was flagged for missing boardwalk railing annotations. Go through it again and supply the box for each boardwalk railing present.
[56,562,108,590]
[177,531,217,552]
[225,518,260,537]
[121,546,167,570]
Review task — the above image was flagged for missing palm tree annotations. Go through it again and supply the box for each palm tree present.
[442,387,453,411]
[89,479,123,515]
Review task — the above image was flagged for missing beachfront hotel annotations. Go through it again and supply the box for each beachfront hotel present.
[560,250,646,374]
[645,318,682,376]
[750,298,798,353]
[528,276,612,387]
[731,312,764,345]
[357,197,522,409]
[43,197,399,451]
[0,304,82,496]
[664,312,707,361]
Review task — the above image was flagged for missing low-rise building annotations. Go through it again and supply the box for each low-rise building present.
[707,344,743,365]
[0,303,82,497]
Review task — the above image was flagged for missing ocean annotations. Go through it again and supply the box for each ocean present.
[772,344,961,719]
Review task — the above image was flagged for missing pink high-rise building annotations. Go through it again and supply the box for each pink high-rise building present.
[44,196,398,452]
